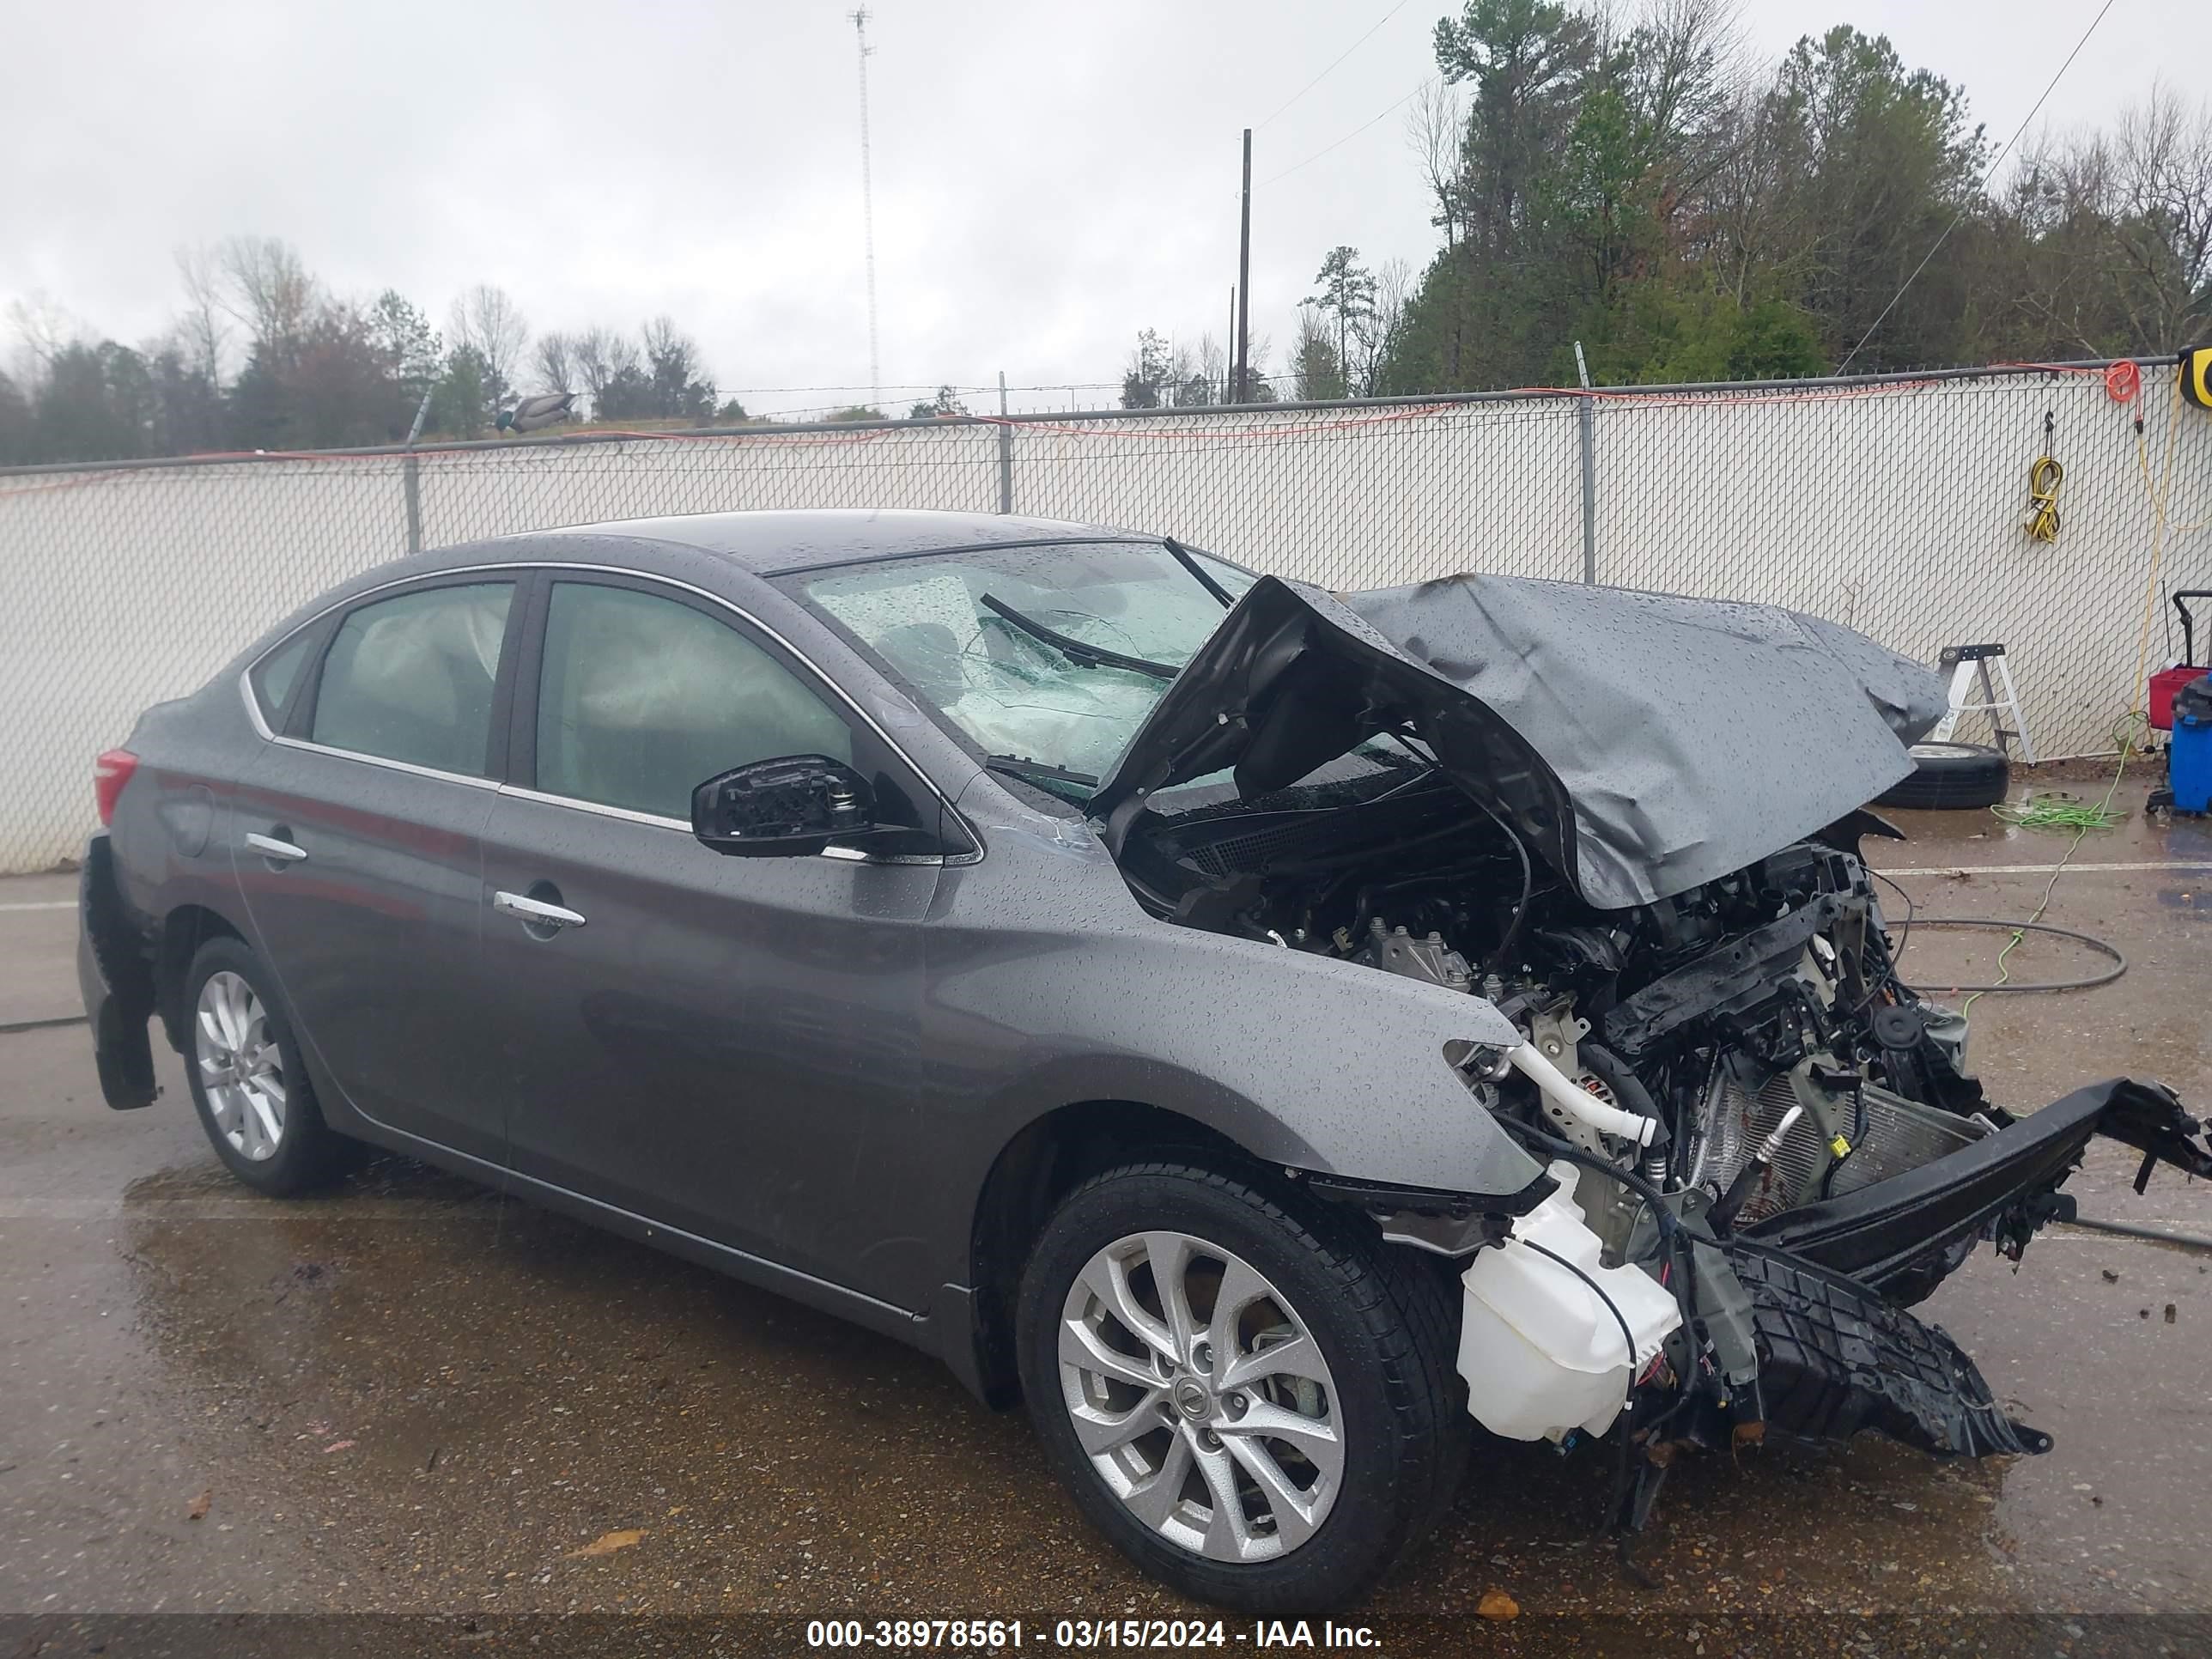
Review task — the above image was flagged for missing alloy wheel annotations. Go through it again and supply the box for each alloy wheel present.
[194,970,287,1162]
[1056,1230,1343,1563]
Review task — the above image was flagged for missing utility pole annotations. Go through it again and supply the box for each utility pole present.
[1573,339,1596,585]
[401,383,434,556]
[1234,129,1252,404]
[850,9,881,411]
[997,370,1013,514]
[1224,287,1236,405]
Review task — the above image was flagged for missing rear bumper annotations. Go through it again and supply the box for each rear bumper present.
[76,832,159,1110]
[1741,1077,2210,1289]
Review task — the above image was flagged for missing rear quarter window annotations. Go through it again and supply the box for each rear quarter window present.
[247,629,318,732]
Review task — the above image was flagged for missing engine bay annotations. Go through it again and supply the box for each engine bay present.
[1121,769,2008,1290]
[1113,760,2212,1533]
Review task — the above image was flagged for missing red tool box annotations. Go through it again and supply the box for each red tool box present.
[2150,591,2209,732]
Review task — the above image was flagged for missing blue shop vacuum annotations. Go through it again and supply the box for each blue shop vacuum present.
[2150,671,2212,816]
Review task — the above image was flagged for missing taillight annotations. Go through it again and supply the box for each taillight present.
[94,749,138,826]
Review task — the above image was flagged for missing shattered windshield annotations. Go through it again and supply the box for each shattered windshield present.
[799,539,1421,808]
[799,542,1254,799]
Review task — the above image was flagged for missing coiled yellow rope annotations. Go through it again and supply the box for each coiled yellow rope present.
[2023,453,2063,543]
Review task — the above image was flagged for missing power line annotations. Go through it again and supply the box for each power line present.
[1834,0,2119,374]
[1256,76,1437,188]
[1254,0,1413,131]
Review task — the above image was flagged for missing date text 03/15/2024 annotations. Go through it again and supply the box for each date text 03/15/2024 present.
[804,1619,1385,1649]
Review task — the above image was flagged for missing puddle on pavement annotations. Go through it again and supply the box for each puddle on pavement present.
[105,1151,2071,1638]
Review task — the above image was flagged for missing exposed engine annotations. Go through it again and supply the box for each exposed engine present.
[1093,571,2212,1540]
[1123,771,2005,1296]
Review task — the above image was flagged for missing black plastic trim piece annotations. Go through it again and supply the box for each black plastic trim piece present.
[1740,1078,2205,1285]
[1304,1164,1559,1224]
[1728,1242,2049,1457]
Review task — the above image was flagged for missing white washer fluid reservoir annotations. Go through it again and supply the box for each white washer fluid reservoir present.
[1455,1160,1683,1442]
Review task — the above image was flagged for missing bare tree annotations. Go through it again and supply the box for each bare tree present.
[173,245,230,386]
[570,325,619,413]
[448,284,530,401]
[1701,83,1796,307]
[1244,332,1275,399]
[1992,130,2123,356]
[1365,258,1414,391]
[532,330,577,396]
[2111,83,2212,347]
[1193,333,1229,404]
[217,236,314,359]
[640,315,696,378]
[1636,0,1746,153]
[5,293,76,375]
[1163,337,1205,405]
[1405,80,1467,248]
[641,315,716,419]
[1985,84,2212,357]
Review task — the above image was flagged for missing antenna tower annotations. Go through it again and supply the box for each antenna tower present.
[850,9,881,410]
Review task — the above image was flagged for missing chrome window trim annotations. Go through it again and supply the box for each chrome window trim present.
[237,557,981,860]
[265,732,503,791]
[496,782,690,832]
[240,673,276,741]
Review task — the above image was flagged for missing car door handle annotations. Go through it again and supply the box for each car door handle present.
[244,832,307,864]
[492,890,587,930]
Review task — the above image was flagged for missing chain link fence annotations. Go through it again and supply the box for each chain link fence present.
[3,361,2207,873]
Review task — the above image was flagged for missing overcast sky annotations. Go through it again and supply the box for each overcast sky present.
[3,1,2202,416]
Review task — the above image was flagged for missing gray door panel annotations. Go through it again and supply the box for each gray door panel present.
[232,745,499,1158]
[478,797,936,1302]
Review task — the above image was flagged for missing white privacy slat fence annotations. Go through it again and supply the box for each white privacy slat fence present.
[3,362,2206,874]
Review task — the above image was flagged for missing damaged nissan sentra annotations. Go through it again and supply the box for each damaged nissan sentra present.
[80,511,2212,1613]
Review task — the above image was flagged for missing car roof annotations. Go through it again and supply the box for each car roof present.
[528,508,1154,576]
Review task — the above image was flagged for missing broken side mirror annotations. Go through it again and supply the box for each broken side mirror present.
[691,755,884,858]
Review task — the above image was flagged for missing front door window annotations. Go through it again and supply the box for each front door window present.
[535,582,852,818]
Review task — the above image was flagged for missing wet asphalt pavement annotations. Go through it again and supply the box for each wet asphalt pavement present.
[3,781,2209,1658]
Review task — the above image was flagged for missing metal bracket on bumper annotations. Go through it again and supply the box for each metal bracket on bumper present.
[1741,1078,2209,1291]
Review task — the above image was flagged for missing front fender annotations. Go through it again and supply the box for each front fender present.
[921,826,1546,1219]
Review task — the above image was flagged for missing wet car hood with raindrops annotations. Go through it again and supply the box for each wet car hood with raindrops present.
[1089,573,1949,911]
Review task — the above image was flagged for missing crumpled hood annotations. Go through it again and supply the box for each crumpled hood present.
[1090,573,1947,910]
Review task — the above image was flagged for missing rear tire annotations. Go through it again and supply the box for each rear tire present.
[180,937,349,1196]
[1015,1162,1468,1613]
[1875,742,2009,811]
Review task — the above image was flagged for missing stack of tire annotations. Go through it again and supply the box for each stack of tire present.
[1875,743,2010,810]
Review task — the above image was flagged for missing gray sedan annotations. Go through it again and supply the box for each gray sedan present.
[78,509,2211,1612]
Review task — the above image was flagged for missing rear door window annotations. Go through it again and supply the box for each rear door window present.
[533,581,853,820]
[309,583,514,776]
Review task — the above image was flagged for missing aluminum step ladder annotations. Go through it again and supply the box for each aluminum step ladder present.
[1930,642,2036,763]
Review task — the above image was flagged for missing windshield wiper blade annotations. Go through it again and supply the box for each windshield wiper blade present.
[1163,537,1236,609]
[979,593,1179,680]
[984,755,1100,788]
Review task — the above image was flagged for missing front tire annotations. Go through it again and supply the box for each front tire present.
[180,936,349,1196]
[1015,1162,1468,1613]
